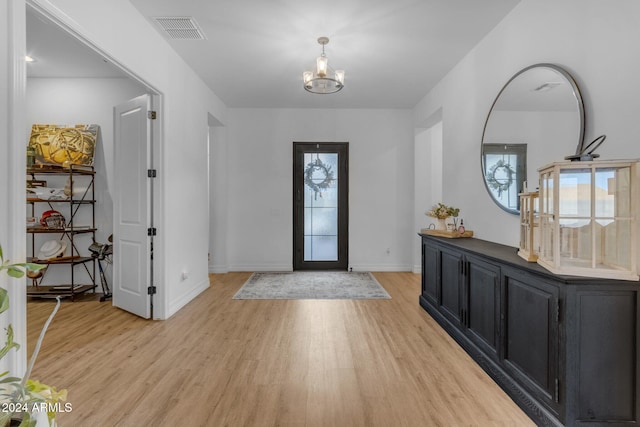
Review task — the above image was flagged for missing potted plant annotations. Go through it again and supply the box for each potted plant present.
[426,202,460,230]
[0,245,67,427]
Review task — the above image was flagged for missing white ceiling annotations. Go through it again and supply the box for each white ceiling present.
[27,0,522,109]
[26,9,126,78]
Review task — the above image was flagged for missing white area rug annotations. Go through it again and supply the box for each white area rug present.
[232,271,391,300]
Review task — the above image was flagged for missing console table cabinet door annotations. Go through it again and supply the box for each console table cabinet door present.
[465,255,501,358]
[439,246,464,326]
[503,269,560,414]
[422,239,440,306]
[565,288,639,425]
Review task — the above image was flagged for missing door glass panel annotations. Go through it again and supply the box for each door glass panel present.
[303,152,338,261]
[304,207,337,235]
[308,236,338,261]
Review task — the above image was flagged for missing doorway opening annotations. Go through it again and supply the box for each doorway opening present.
[414,117,443,273]
[293,142,349,270]
[25,3,161,318]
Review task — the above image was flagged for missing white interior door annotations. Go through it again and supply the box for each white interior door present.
[113,94,152,318]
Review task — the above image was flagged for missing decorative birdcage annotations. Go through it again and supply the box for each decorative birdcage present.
[537,160,639,281]
[518,191,539,262]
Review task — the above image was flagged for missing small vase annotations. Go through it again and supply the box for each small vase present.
[436,218,447,231]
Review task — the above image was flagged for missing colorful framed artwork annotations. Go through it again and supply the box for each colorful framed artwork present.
[28,124,99,167]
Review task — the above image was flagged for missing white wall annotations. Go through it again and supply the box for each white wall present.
[414,0,640,247]
[27,0,228,318]
[26,77,147,288]
[413,120,443,273]
[221,108,414,272]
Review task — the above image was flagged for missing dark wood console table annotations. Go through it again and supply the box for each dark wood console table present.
[419,234,639,427]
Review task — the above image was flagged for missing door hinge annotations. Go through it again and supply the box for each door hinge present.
[147,286,157,295]
[148,169,157,178]
[148,110,157,120]
[148,227,157,236]
[556,300,561,323]
[555,378,560,403]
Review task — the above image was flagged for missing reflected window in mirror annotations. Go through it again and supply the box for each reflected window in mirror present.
[483,144,526,212]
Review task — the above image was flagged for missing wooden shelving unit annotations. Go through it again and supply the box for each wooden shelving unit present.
[27,164,97,300]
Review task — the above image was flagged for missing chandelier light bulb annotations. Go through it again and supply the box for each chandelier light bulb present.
[303,71,313,87]
[316,55,328,78]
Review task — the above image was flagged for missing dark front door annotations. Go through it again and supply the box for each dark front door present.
[293,142,348,270]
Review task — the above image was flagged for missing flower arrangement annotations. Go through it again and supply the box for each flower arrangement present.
[0,244,67,427]
[426,203,460,220]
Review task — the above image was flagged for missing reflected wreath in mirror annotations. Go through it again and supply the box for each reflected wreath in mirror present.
[486,159,515,197]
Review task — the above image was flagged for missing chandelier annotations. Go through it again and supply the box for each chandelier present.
[303,37,345,94]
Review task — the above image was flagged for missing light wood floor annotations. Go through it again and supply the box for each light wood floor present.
[27,272,535,427]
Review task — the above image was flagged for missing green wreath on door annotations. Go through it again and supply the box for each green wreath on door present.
[304,158,334,200]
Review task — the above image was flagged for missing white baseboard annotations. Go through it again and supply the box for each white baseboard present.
[349,263,413,272]
[412,264,422,274]
[217,263,413,273]
[209,263,229,274]
[167,277,209,318]
[228,264,293,272]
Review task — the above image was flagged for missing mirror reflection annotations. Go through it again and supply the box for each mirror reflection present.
[481,64,585,214]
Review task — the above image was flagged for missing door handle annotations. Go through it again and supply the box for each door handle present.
[459,260,467,276]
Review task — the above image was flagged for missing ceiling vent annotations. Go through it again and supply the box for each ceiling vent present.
[153,17,206,40]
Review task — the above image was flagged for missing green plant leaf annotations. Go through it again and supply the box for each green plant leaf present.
[7,266,25,278]
[25,263,45,271]
[0,245,44,278]
[0,371,21,384]
[8,262,44,271]
[0,288,8,315]
[0,413,13,427]
[19,413,37,427]
[0,324,20,359]
[0,375,22,384]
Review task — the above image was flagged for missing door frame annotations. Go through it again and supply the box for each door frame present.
[3,0,29,377]
[24,1,165,319]
[293,141,349,271]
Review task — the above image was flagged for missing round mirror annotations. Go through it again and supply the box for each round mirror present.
[481,63,585,214]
